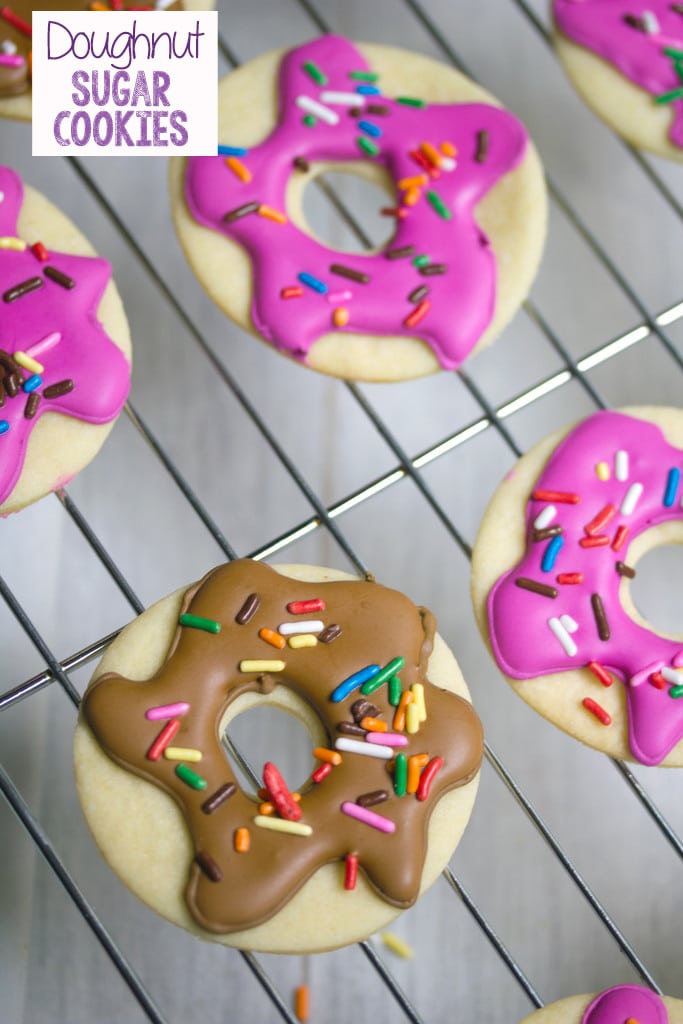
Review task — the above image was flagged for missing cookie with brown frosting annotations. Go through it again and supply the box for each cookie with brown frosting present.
[74,559,483,953]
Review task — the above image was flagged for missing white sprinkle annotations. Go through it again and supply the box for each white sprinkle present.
[335,737,393,760]
[278,619,324,636]
[615,450,629,481]
[560,614,579,634]
[534,505,557,530]
[1,40,17,55]
[320,90,365,107]
[295,95,340,125]
[0,191,4,203]
[641,10,660,33]
[439,156,457,171]
[155,0,175,8]
[548,617,578,657]
[661,667,683,685]
[620,482,644,516]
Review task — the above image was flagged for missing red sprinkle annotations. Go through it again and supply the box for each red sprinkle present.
[649,672,667,690]
[582,697,611,726]
[416,756,443,801]
[556,572,583,585]
[344,853,359,890]
[287,598,325,615]
[404,299,431,328]
[579,534,610,548]
[612,524,629,552]
[263,761,302,821]
[312,762,332,784]
[532,490,581,504]
[409,148,437,174]
[1,5,31,36]
[147,718,181,760]
[281,286,304,299]
[380,207,408,219]
[584,503,617,536]
[587,661,613,687]
[30,242,49,262]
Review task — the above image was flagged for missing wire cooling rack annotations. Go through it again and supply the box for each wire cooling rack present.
[1,1,682,1022]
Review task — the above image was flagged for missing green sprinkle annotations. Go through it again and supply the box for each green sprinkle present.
[176,764,208,790]
[663,47,683,60]
[179,613,221,634]
[349,70,379,82]
[654,87,683,104]
[426,190,452,220]
[357,136,380,157]
[396,96,426,108]
[303,61,327,86]
[394,754,407,798]
[413,254,431,268]
[388,675,402,706]
[302,114,317,127]
[670,684,683,699]
[360,656,406,695]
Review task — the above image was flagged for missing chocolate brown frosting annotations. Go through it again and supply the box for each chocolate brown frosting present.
[82,560,483,934]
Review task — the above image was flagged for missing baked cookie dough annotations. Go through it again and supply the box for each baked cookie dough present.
[0,0,214,122]
[0,164,131,515]
[471,407,683,767]
[553,1,683,162]
[74,559,483,953]
[518,985,683,1024]
[170,34,547,382]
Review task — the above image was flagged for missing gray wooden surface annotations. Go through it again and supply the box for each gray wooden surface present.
[1,1,682,1022]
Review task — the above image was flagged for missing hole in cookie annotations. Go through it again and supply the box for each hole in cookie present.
[627,542,683,639]
[220,688,325,797]
[295,165,396,253]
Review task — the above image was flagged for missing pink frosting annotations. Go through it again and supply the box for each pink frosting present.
[184,35,529,370]
[0,166,130,508]
[487,411,683,766]
[582,985,668,1024]
[554,0,683,147]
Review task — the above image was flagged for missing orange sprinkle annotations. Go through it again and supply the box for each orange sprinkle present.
[407,753,429,793]
[234,827,250,852]
[259,627,286,650]
[258,204,287,224]
[312,747,342,766]
[295,984,310,1022]
[393,690,413,733]
[397,173,427,190]
[360,716,388,732]
[225,156,252,182]
[332,307,349,327]
[258,801,275,816]
[419,141,442,167]
[293,792,302,803]
[403,186,421,207]
[440,140,457,157]
[89,2,108,8]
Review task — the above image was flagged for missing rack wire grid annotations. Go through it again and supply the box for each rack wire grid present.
[1,0,682,1022]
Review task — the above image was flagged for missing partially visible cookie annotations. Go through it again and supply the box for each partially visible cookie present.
[471,407,683,767]
[518,985,683,1024]
[74,559,483,953]
[0,165,131,515]
[553,1,683,162]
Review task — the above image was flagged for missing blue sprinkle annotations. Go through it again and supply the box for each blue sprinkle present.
[663,466,681,507]
[218,145,248,157]
[355,84,381,95]
[298,271,328,295]
[357,119,382,139]
[0,420,9,435]
[541,535,564,573]
[330,664,380,703]
[22,374,42,393]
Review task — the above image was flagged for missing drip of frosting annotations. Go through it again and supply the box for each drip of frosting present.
[82,559,484,935]
[487,411,683,766]
[184,34,529,371]
[554,1,683,147]
[0,165,130,507]
[582,985,668,1024]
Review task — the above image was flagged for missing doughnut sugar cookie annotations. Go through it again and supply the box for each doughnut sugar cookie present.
[0,165,131,515]
[553,1,683,162]
[518,985,683,1024]
[74,559,483,953]
[0,0,214,122]
[170,34,547,382]
[471,407,683,767]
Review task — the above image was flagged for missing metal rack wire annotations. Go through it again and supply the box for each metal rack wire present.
[1,0,682,1021]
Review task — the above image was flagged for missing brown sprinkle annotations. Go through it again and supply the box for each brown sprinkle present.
[3,277,43,303]
[293,156,310,172]
[337,721,367,737]
[351,698,380,723]
[357,790,389,808]
[591,593,610,641]
[43,379,74,399]
[475,129,489,163]
[195,850,223,883]
[515,577,558,599]
[419,263,447,276]
[44,266,75,290]
[329,263,370,284]
[223,201,260,223]
[24,392,40,419]
[318,623,342,644]
[4,374,20,398]
[201,782,236,814]
[615,561,636,579]
[533,525,563,542]
[408,285,429,304]
[235,592,260,625]
[386,245,415,260]
[366,104,389,115]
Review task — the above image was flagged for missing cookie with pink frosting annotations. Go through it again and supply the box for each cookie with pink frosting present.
[518,985,683,1024]
[553,1,683,161]
[170,35,546,382]
[471,407,683,766]
[0,165,131,514]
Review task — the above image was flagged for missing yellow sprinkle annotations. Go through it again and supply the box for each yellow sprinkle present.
[13,351,44,374]
[405,702,420,735]
[163,747,202,762]
[0,237,27,251]
[410,683,427,722]
[240,659,286,673]
[258,204,287,224]
[225,156,252,182]
[440,140,457,157]
[596,461,610,481]
[397,174,427,190]
[253,815,313,837]
[288,633,318,649]
[381,931,414,959]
